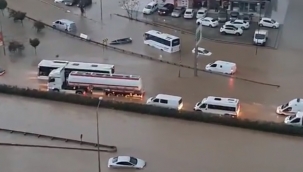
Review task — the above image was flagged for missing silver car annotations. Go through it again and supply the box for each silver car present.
[171,6,186,17]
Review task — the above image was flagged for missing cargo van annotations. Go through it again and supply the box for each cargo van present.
[194,96,240,117]
[205,60,237,75]
[52,19,77,32]
[146,94,183,110]
[143,1,158,14]
[253,29,268,46]
[276,98,303,115]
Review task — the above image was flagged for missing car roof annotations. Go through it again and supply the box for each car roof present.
[255,29,267,34]
[214,60,236,66]
[261,17,273,20]
[155,94,182,100]
[117,156,131,162]
[198,8,207,12]
[185,8,193,11]
[58,19,74,23]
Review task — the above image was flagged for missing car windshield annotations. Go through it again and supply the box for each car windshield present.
[198,11,204,14]
[289,115,296,120]
[211,19,216,22]
[201,49,209,53]
[145,5,152,9]
[281,103,289,109]
[255,34,265,39]
[159,8,167,11]
[112,157,118,163]
[271,19,276,23]
[129,157,138,165]
[185,11,192,14]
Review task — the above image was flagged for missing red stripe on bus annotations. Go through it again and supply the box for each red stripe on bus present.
[70,74,140,80]
[68,82,140,88]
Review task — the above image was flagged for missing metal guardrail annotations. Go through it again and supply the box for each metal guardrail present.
[0,128,117,152]
[6,8,279,88]
[0,143,113,152]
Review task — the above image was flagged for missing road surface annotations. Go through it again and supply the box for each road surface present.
[0,95,303,172]
[0,14,284,122]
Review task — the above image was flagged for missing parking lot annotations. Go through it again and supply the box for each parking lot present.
[136,12,281,48]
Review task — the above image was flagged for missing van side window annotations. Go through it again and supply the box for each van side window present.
[200,104,206,108]
[160,99,168,104]
[291,118,300,123]
[210,64,217,67]
[178,99,183,105]
[283,107,292,112]
[153,98,159,103]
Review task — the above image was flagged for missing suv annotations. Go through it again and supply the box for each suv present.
[220,25,243,36]
[158,3,174,15]
[218,9,228,22]
[184,9,195,19]
[225,19,250,29]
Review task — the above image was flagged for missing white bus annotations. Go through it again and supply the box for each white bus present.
[143,30,180,53]
[38,60,115,80]
[194,96,240,117]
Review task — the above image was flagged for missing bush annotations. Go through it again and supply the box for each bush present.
[0,85,302,137]
[33,20,45,33]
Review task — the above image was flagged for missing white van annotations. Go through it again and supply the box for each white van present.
[205,60,237,75]
[142,1,158,14]
[276,98,303,115]
[146,94,183,110]
[194,96,240,117]
[253,29,268,46]
[52,19,76,32]
[284,112,303,127]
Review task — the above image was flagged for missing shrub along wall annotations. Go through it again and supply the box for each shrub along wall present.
[0,84,303,137]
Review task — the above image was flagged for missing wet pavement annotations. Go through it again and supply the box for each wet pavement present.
[0,14,285,122]
[1,95,303,172]
[130,12,281,48]
[2,0,303,122]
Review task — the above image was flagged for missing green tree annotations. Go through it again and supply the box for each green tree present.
[33,20,45,33]
[8,40,24,54]
[0,0,7,16]
[29,38,40,55]
[9,10,26,25]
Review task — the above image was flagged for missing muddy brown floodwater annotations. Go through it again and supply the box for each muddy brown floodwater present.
[0,95,303,172]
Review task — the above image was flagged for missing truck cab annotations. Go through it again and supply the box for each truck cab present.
[48,67,65,92]
[284,112,303,127]
[276,98,303,115]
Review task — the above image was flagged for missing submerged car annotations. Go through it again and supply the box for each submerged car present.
[192,47,212,56]
[110,37,132,45]
[108,156,146,169]
[171,6,186,17]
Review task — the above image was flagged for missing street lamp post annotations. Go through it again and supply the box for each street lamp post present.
[96,97,103,172]
[100,0,103,22]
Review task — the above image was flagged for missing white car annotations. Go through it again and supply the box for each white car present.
[54,0,64,3]
[196,8,207,19]
[196,17,218,28]
[220,25,243,36]
[205,60,237,75]
[184,9,195,19]
[108,156,146,169]
[225,19,250,29]
[258,17,280,29]
[192,47,212,56]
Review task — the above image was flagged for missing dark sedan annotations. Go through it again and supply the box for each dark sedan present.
[230,11,240,21]
[158,3,174,16]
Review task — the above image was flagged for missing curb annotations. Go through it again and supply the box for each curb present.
[6,8,279,88]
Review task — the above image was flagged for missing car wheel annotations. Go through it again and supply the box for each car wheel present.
[197,22,201,25]
[236,32,240,36]
[222,31,226,35]
[241,26,245,30]
[259,24,263,27]
[273,26,277,29]
[53,25,56,28]
[208,24,212,27]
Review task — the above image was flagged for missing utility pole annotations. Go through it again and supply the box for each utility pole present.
[255,1,262,55]
[194,23,202,76]
[96,97,103,172]
[100,0,103,22]
[0,17,6,56]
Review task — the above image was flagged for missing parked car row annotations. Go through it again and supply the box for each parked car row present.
[54,0,92,8]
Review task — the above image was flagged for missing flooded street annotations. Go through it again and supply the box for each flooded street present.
[0,95,303,172]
